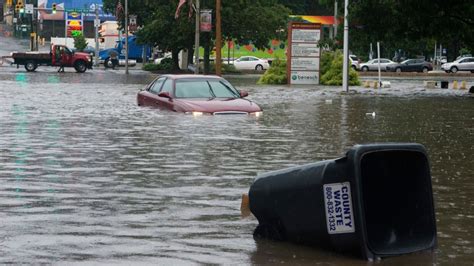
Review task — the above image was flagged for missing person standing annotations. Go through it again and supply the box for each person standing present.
[58,47,65,72]
[109,50,119,70]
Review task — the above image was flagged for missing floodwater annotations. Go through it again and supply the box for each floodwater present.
[0,71,473,265]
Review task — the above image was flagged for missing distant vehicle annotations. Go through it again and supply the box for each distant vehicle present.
[349,54,360,70]
[386,59,433,73]
[436,56,447,64]
[137,75,263,116]
[359,58,396,72]
[230,56,269,70]
[154,53,171,64]
[71,46,96,56]
[441,57,474,73]
[99,36,151,68]
[11,44,92,72]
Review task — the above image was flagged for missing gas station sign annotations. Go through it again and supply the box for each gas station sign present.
[66,12,83,37]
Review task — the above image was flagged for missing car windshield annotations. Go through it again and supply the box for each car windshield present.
[401,59,412,64]
[175,79,240,98]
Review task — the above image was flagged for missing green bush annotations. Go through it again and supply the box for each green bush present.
[143,57,174,72]
[320,50,361,86]
[207,62,241,74]
[257,58,287,84]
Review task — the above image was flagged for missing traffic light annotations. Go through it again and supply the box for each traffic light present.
[52,3,57,14]
[17,0,24,13]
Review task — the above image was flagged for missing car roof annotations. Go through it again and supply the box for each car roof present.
[159,74,223,80]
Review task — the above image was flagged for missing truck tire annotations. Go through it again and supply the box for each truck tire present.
[104,58,114,68]
[25,61,37,72]
[74,60,87,73]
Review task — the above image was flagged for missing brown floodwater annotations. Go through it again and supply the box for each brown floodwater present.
[0,71,473,264]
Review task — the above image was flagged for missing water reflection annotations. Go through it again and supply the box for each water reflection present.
[0,79,472,264]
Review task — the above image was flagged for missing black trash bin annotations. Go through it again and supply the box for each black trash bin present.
[249,143,437,260]
[440,81,449,89]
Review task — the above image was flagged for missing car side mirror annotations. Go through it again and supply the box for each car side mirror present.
[158,91,171,99]
[240,90,249,98]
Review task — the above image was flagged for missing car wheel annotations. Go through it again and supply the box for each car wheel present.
[104,58,113,68]
[255,64,264,71]
[25,61,37,72]
[422,67,429,73]
[74,60,87,73]
[396,67,402,73]
[351,65,357,71]
[362,66,369,72]
[450,67,458,73]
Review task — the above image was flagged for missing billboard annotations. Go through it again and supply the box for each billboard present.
[38,0,115,21]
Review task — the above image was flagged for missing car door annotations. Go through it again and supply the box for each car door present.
[405,60,417,71]
[156,78,175,110]
[369,59,378,71]
[380,59,391,70]
[467,58,474,71]
[140,77,166,106]
[235,57,250,70]
[458,58,472,71]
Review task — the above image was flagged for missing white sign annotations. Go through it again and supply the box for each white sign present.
[323,182,355,234]
[291,57,320,71]
[25,4,34,14]
[292,43,320,57]
[94,19,100,27]
[292,29,321,43]
[290,71,319,85]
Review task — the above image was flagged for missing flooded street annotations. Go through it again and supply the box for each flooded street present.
[0,69,473,265]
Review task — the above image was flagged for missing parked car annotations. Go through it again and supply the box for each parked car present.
[386,59,433,73]
[154,53,171,64]
[137,75,263,116]
[349,54,360,70]
[441,57,474,73]
[231,56,269,70]
[359,58,396,72]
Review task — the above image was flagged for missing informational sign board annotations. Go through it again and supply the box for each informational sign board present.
[200,10,212,32]
[66,12,83,37]
[323,182,355,234]
[25,4,34,14]
[287,22,321,85]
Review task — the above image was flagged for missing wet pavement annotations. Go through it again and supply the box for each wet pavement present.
[1,30,474,264]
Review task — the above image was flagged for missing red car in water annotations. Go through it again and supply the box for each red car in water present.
[137,75,263,116]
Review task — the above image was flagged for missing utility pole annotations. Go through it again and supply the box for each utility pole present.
[94,6,99,67]
[194,0,200,74]
[125,0,129,74]
[215,0,222,76]
[333,0,338,39]
[342,0,349,92]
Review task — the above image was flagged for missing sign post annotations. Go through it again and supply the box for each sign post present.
[287,22,321,85]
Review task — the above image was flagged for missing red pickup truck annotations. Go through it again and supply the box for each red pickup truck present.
[12,44,93,73]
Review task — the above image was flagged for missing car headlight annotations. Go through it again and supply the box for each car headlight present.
[185,111,206,116]
[250,111,263,117]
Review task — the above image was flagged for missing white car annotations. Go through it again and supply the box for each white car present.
[359,58,396,72]
[349,55,360,70]
[231,56,270,70]
[441,57,474,73]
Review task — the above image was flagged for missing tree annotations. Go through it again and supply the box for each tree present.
[73,32,88,51]
[102,0,291,71]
